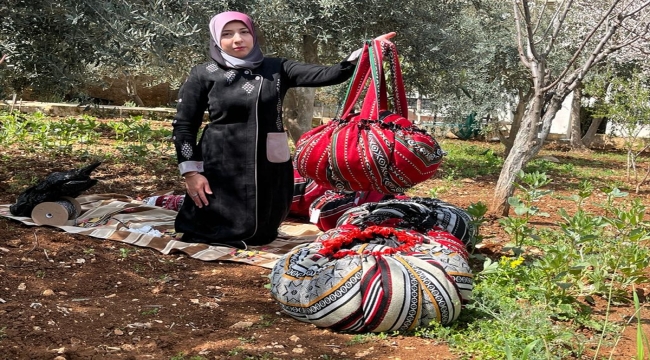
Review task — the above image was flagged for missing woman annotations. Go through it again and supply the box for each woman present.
[172,11,395,248]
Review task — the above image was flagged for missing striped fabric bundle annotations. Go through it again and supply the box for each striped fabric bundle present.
[270,225,472,332]
[142,195,185,212]
[336,197,476,246]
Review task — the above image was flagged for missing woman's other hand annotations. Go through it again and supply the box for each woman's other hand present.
[184,172,212,208]
[375,32,396,43]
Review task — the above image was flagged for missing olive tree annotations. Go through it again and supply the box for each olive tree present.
[493,0,650,215]
[0,0,102,100]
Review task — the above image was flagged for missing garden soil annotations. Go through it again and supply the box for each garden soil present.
[0,142,648,360]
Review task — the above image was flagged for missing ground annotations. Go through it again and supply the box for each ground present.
[0,140,648,360]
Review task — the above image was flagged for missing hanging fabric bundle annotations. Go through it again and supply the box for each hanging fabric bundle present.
[293,40,444,194]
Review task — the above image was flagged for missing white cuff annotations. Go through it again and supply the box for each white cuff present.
[347,48,362,63]
[179,161,204,176]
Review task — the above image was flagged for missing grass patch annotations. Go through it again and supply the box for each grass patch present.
[169,353,207,360]
[438,140,503,179]
[408,171,649,359]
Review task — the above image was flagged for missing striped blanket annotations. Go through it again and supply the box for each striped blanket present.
[0,194,321,269]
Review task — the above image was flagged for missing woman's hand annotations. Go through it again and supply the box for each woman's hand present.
[375,32,397,43]
[184,172,212,208]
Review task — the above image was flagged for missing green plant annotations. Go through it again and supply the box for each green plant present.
[255,314,275,328]
[587,71,650,190]
[345,333,376,345]
[119,248,132,259]
[35,270,45,279]
[169,353,185,360]
[227,347,244,356]
[499,171,551,249]
[7,173,40,194]
[428,187,445,198]
[632,289,650,359]
[133,264,144,273]
[440,142,503,179]
[238,336,257,344]
[466,201,488,250]
[141,307,159,316]
[0,112,30,145]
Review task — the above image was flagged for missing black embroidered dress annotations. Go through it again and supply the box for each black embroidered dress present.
[172,58,355,247]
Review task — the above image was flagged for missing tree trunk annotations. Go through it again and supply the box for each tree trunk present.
[283,34,320,143]
[416,93,422,124]
[284,87,317,143]
[493,110,537,215]
[124,72,145,107]
[500,89,531,157]
[493,93,565,215]
[582,117,603,147]
[569,82,587,150]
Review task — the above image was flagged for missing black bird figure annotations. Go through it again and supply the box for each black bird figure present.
[9,162,102,217]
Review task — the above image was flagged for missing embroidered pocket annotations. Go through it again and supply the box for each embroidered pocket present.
[266,132,291,163]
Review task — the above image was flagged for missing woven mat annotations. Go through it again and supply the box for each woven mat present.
[0,194,320,269]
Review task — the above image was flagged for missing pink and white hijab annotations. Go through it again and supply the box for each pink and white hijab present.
[208,11,264,69]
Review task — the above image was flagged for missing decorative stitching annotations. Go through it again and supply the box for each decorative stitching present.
[224,70,237,84]
[181,142,193,160]
[276,78,282,131]
[206,63,219,73]
[242,81,255,94]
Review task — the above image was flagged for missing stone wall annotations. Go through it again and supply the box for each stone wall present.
[17,76,181,108]
[83,77,180,107]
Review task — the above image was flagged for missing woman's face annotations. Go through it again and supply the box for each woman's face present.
[220,21,254,58]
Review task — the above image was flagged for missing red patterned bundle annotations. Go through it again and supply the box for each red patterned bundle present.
[289,169,330,218]
[294,40,444,194]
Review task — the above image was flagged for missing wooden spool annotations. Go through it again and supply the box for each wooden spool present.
[31,197,82,226]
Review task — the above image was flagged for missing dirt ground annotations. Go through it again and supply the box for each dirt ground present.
[0,142,648,360]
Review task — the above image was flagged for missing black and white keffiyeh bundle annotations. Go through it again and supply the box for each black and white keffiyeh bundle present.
[336,197,476,246]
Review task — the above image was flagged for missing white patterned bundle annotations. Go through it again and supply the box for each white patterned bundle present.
[270,225,472,332]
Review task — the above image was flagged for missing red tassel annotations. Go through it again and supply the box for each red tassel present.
[318,225,426,258]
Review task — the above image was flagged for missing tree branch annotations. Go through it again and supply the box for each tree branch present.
[538,0,563,45]
[513,0,532,68]
[610,33,643,51]
[542,0,623,92]
[520,0,541,60]
[532,0,549,35]
[614,14,650,46]
[544,0,575,56]
[627,0,650,18]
